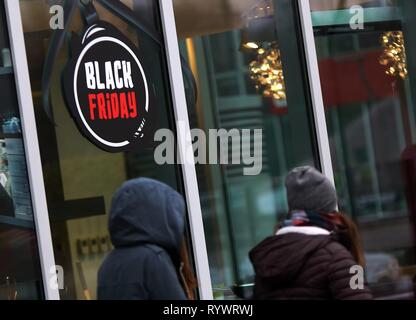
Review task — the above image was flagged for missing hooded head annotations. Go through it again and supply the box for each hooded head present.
[285,166,337,214]
[108,178,185,258]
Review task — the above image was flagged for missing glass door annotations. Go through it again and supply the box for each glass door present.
[308,0,416,299]
[173,0,322,298]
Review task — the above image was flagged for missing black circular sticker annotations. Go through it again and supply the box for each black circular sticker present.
[62,21,156,152]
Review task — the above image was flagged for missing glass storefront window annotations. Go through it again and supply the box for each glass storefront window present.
[310,0,416,299]
[19,0,195,300]
[174,0,320,298]
[0,1,43,300]
[9,0,416,301]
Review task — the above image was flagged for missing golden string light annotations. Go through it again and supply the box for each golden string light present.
[379,31,408,79]
[249,43,286,101]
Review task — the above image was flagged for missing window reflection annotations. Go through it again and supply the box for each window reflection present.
[176,0,320,298]
[19,0,189,300]
[312,0,416,299]
[0,1,43,300]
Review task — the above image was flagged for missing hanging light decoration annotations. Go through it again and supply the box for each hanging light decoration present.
[243,42,259,49]
[379,31,408,79]
[249,43,286,101]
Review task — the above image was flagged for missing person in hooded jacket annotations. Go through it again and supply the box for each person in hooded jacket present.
[97,178,196,300]
[250,166,373,300]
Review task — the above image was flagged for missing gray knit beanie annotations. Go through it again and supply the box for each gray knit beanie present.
[285,166,337,213]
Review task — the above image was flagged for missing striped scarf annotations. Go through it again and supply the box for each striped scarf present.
[282,210,343,232]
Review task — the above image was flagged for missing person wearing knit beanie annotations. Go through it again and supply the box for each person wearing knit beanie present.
[249,166,372,300]
[285,166,338,214]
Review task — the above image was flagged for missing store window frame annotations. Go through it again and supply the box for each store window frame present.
[159,0,213,300]
[4,0,59,300]
[297,0,335,184]
[5,0,336,300]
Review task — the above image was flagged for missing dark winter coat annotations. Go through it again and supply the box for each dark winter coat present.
[97,178,187,300]
[249,227,373,300]
[0,184,14,216]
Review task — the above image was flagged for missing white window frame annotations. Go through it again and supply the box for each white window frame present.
[4,0,60,300]
[159,0,213,300]
[298,0,335,184]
